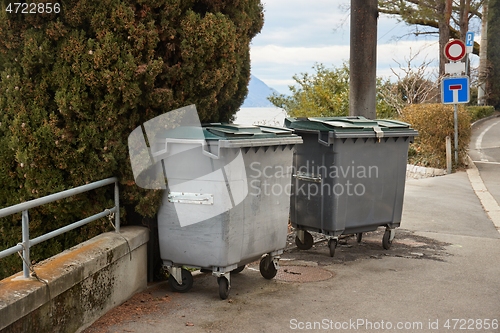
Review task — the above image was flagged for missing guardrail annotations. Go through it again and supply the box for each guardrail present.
[0,177,120,278]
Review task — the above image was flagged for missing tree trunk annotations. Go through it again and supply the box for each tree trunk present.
[459,0,470,38]
[349,0,378,119]
[478,0,488,105]
[486,0,500,108]
[438,0,452,77]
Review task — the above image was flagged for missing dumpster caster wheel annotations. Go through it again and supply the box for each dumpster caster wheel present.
[382,230,392,250]
[259,256,277,280]
[295,231,313,250]
[168,268,193,293]
[328,239,337,257]
[231,265,245,274]
[356,233,363,243]
[217,277,230,300]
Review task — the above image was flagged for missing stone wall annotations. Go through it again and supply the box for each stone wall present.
[0,226,149,333]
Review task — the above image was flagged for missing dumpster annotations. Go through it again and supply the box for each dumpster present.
[155,123,302,299]
[284,116,417,256]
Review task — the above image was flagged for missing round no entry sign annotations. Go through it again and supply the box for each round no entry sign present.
[444,39,466,62]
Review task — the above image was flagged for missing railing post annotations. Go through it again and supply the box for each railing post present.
[114,181,120,233]
[21,210,30,278]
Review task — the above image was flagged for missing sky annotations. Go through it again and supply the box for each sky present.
[249,0,480,95]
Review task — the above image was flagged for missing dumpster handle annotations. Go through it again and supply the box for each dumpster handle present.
[153,138,220,160]
[373,126,384,141]
[168,192,214,205]
[293,172,322,183]
[200,142,220,159]
[317,132,331,146]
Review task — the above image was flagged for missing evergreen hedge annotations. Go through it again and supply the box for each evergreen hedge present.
[466,105,496,123]
[0,0,263,279]
[400,103,471,169]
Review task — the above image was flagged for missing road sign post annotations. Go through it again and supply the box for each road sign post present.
[454,104,459,163]
[442,39,469,166]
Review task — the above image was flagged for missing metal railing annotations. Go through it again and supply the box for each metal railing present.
[0,177,120,278]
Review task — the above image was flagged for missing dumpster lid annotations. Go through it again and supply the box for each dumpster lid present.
[284,116,418,139]
[204,123,296,138]
[156,123,303,147]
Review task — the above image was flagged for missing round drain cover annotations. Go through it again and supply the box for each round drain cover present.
[275,266,334,283]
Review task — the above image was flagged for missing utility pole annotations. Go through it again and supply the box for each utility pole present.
[349,0,378,119]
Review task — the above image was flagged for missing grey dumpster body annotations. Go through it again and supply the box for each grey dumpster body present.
[285,117,417,255]
[155,123,302,298]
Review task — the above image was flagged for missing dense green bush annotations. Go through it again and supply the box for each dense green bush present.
[0,0,263,279]
[466,105,496,123]
[400,103,471,169]
[268,63,398,118]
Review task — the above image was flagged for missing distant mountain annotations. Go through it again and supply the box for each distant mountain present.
[242,75,280,108]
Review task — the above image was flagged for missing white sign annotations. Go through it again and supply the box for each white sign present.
[445,62,466,75]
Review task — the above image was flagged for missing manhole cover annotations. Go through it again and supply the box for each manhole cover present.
[275,266,334,283]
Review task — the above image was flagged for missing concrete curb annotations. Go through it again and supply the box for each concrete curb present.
[466,155,500,235]
[406,164,447,179]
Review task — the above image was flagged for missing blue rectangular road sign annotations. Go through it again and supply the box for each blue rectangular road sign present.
[466,31,475,53]
[441,76,470,104]
[466,31,475,47]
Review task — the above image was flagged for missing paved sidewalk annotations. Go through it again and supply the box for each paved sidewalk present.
[82,171,500,333]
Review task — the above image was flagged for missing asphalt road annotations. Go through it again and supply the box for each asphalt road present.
[83,175,500,333]
[469,114,500,206]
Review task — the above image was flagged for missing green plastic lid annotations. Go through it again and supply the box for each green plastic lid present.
[155,123,302,150]
[157,123,296,140]
[284,116,418,139]
[204,123,296,139]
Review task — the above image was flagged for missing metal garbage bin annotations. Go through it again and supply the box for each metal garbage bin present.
[155,123,302,299]
[284,116,417,256]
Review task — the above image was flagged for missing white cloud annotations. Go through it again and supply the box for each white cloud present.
[258,78,296,90]
[251,41,439,70]
[255,0,350,47]
[377,40,440,79]
[251,44,350,66]
[250,40,442,93]
[250,44,350,93]
[249,2,450,94]
[261,0,348,24]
